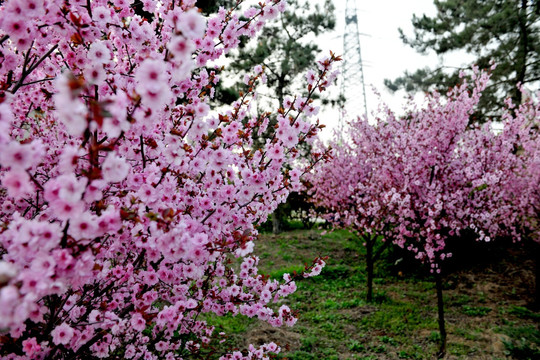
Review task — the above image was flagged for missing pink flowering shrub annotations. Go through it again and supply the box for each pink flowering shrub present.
[505,91,540,240]
[308,68,536,354]
[312,69,531,272]
[0,1,338,358]
[502,90,540,304]
[306,117,397,302]
[382,71,532,271]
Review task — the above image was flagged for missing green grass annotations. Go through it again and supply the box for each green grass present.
[507,306,540,320]
[205,228,539,359]
[461,305,492,317]
[500,325,540,359]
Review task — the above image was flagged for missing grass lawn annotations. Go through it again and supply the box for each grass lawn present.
[208,228,539,360]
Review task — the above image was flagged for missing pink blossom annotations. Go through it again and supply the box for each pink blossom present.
[30,254,56,277]
[266,143,284,160]
[69,212,97,240]
[102,153,130,183]
[22,337,41,356]
[305,69,317,85]
[88,41,111,64]
[303,260,325,278]
[177,9,206,39]
[45,174,87,204]
[142,0,157,13]
[252,65,263,76]
[92,6,112,24]
[51,323,74,345]
[260,289,271,304]
[0,17,26,40]
[84,179,106,202]
[135,59,168,92]
[168,35,195,58]
[1,169,33,199]
[0,141,34,170]
[84,63,107,85]
[131,312,146,332]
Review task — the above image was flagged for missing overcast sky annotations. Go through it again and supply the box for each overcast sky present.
[313,0,445,132]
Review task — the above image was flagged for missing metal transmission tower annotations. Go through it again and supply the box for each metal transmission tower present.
[340,0,368,122]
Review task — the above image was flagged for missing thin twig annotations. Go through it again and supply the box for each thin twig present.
[140,134,146,169]
[0,35,9,46]
[20,77,56,87]
[11,45,58,94]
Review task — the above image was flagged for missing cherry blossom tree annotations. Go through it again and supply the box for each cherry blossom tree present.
[387,73,529,356]
[0,1,338,358]
[310,69,534,357]
[525,137,540,307]
[307,116,399,303]
[502,92,540,307]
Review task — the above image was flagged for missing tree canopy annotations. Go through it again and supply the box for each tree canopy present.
[230,0,336,106]
[385,0,540,119]
[221,0,336,233]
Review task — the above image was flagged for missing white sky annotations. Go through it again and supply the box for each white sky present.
[311,0,464,135]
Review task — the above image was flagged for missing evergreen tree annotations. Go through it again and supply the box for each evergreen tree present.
[385,0,540,119]
[226,0,337,233]
[230,0,336,107]
[196,0,236,15]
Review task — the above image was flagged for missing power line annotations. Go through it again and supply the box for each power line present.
[340,0,368,123]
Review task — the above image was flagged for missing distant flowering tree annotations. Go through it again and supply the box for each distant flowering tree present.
[525,128,540,307]
[0,1,338,359]
[502,92,540,307]
[385,71,531,357]
[307,117,399,303]
[310,69,534,357]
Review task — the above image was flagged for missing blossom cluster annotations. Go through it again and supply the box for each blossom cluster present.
[308,68,537,271]
[0,0,338,358]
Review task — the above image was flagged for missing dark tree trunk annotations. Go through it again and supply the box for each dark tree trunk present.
[272,203,284,234]
[535,240,540,309]
[435,273,447,358]
[514,0,529,107]
[365,236,374,302]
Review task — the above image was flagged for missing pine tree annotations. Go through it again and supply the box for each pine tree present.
[196,0,236,15]
[230,0,336,107]
[385,0,540,119]
[226,0,337,233]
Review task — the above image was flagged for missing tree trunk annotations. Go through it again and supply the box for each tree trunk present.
[366,236,374,303]
[435,273,447,358]
[272,203,284,234]
[535,240,540,309]
[514,0,529,106]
